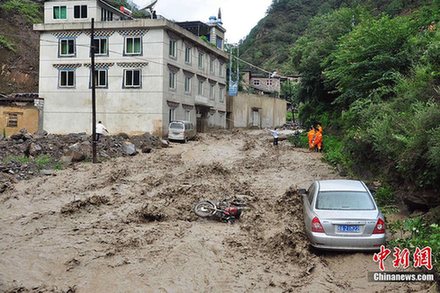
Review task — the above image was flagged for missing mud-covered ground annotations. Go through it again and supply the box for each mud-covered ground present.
[0,130,433,292]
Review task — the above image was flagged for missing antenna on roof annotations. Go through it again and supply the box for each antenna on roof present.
[139,0,158,19]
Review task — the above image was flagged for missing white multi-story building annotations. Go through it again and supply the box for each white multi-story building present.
[34,0,228,136]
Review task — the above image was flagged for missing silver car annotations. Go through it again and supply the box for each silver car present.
[299,179,385,250]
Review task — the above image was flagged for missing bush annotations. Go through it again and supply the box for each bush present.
[388,217,440,272]
[322,134,346,167]
[0,35,16,52]
[0,0,42,24]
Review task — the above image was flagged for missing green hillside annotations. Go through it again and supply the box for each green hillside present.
[239,0,431,72]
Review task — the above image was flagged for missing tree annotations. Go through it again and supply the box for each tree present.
[324,15,413,107]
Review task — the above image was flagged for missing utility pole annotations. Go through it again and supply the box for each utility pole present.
[236,44,239,87]
[90,18,97,163]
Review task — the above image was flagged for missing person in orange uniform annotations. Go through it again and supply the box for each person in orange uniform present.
[315,122,323,152]
[307,126,316,150]
[314,127,323,152]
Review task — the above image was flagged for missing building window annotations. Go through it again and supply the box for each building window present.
[59,39,75,57]
[93,37,108,56]
[169,108,175,123]
[53,6,67,19]
[253,79,260,86]
[216,36,223,49]
[185,110,191,121]
[59,69,75,87]
[266,79,273,86]
[198,52,204,69]
[169,39,177,58]
[219,63,224,77]
[6,113,19,127]
[101,9,113,21]
[219,86,224,102]
[125,37,142,55]
[91,69,108,88]
[169,71,176,89]
[184,76,191,94]
[209,84,215,100]
[198,79,204,95]
[210,58,214,73]
[185,47,191,64]
[74,5,87,19]
[124,69,141,88]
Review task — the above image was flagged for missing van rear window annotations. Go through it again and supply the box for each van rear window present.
[170,122,184,129]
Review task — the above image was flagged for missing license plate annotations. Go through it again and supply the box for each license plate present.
[337,225,360,233]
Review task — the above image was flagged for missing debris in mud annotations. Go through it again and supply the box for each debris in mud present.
[0,129,163,182]
[60,195,109,214]
[128,203,167,223]
[0,173,16,194]
[193,162,230,177]
[64,258,81,272]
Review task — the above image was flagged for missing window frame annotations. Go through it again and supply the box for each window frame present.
[266,79,273,86]
[74,5,88,19]
[184,75,191,94]
[253,79,260,86]
[198,52,204,69]
[93,37,108,56]
[185,110,191,121]
[219,86,224,102]
[169,39,177,58]
[53,6,67,20]
[124,36,142,56]
[123,69,142,88]
[184,46,191,64]
[169,70,177,90]
[209,58,214,73]
[59,69,75,88]
[90,68,108,88]
[198,79,204,95]
[209,83,215,100]
[6,113,19,128]
[59,38,76,57]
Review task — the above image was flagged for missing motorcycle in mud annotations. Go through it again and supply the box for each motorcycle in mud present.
[193,198,249,223]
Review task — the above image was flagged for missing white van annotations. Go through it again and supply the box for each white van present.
[168,120,196,143]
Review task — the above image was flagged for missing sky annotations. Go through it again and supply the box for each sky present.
[132,0,273,43]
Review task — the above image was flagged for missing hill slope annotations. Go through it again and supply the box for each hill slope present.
[239,0,430,73]
[0,0,42,94]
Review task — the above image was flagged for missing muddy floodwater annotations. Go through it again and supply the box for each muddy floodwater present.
[0,130,432,292]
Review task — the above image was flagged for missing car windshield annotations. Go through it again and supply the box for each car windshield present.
[169,122,184,129]
[316,191,375,210]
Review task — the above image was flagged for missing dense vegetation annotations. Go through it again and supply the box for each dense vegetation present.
[239,0,430,72]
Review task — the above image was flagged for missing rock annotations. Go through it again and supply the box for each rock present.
[142,145,152,153]
[25,142,43,157]
[40,169,55,176]
[117,133,130,139]
[64,142,91,162]
[122,141,137,156]
[161,139,169,148]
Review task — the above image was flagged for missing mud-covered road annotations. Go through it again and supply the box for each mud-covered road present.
[0,130,431,292]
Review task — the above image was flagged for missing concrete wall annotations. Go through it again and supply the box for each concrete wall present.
[229,93,286,129]
[0,105,39,137]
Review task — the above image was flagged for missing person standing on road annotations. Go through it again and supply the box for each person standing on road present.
[268,128,279,146]
[313,126,323,152]
[96,121,108,141]
[307,126,316,151]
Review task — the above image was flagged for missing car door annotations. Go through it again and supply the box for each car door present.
[302,182,316,233]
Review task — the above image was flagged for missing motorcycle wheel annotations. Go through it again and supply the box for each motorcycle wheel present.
[193,200,216,218]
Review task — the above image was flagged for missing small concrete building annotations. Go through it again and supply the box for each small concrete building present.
[0,93,43,137]
[226,93,286,129]
[34,0,228,136]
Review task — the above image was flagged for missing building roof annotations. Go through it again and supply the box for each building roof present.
[0,93,41,103]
